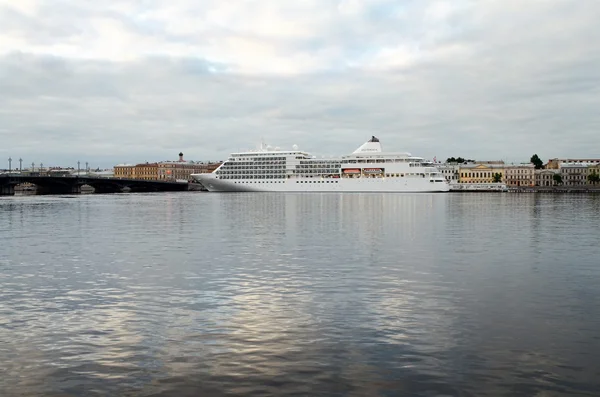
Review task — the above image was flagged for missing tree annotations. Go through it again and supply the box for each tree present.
[446,157,473,164]
[553,173,563,185]
[492,173,502,183]
[530,154,544,169]
[588,172,600,184]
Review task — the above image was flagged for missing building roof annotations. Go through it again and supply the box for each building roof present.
[504,163,535,168]
[459,163,505,169]
[549,158,600,161]
[559,163,596,168]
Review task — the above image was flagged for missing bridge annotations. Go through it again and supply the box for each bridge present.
[0,175,190,195]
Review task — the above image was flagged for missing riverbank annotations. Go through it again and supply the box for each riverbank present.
[450,186,600,193]
[507,186,600,193]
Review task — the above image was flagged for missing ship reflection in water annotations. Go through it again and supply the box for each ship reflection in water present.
[1,193,599,396]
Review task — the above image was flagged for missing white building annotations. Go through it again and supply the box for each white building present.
[535,169,559,186]
[560,163,591,186]
[504,164,535,187]
[437,163,460,183]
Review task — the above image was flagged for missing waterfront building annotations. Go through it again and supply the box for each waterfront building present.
[504,164,535,187]
[114,164,135,179]
[458,163,505,184]
[114,153,221,182]
[535,169,559,186]
[589,165,600,178]
[437,163,460,183]
[546,158,600,169]
[134,163,159,180]
[157,153,221,182]
[115,162,158,180]
[560,163,590,186]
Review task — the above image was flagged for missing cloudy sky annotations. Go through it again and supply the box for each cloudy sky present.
[1,0,599,168]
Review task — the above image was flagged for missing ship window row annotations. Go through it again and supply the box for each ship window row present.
[296,181,339,183]
[219,175,285,179]
[230,155,287,160]
[216,168,285,175]
[337,173,434,178]
[222,162,285,166]
[220,166,285,170]
[224,161,285,166]
[299,161,342,165]
[232,181,286,184]
[234,159,285,162]
[295,173,338,177]
[220,169,285,173]
[218,173,285,178]
[294,169,338,173]
[297,165,340,168]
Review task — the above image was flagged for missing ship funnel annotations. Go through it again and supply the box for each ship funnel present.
[352,136,382,154]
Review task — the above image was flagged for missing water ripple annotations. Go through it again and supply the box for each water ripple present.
[1,193,599,396]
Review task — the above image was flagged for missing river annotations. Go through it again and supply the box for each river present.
[1,192,599,396]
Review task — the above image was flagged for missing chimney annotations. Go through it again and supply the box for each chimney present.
[179,152,184,162]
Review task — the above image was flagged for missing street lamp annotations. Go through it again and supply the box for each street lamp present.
[31,162,35,172]
[8,157,11,172]
[85,162,89,174]
[40,163,43,173]
[77,161,80,176]
[19,158,22,172]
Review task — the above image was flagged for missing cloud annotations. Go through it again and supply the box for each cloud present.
[0,0,599,168]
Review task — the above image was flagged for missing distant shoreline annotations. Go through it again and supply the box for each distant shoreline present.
[451,186,600,193]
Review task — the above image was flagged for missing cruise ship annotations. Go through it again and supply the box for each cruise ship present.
[191,136,449,192]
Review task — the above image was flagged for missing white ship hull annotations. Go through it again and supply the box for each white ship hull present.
[193,136,449,193]
[194,173,449,192]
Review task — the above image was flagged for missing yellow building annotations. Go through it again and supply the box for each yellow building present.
[134,163,159,180]
[158,153,221,182]
[458,164,505,184]
[114,163,158,180]
[114,153,222,182]
[114,164,135,179]
[589,165,600,185]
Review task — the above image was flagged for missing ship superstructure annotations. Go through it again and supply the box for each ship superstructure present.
[191,136,449,192]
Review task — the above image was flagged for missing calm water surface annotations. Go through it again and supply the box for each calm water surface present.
[1,193,599,396]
